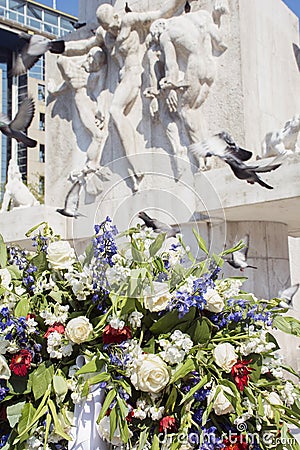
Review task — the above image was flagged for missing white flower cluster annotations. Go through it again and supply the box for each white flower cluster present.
[106,265,131,285]
[217,278,243,299]
[159,330,193,365]
[239,327,276,356]
[122,339,144,377]
[160,238,186,267]
[128,311,143,328]
[281,381,297,406]
[65,267,93,301]
[109,316,125,329]
[40,304,69,325]
[133,398,165,421]
[46,331,73,359]
[261,352,284,378]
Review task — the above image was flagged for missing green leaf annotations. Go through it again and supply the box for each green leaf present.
[0,234,7,268]
[17,403,36,436]
[165,386,178,413]
[8,374,31,395]
[14,298,30,318]
[150,308,196,335]
[76,358,105,375]
[273,316,300,337]
[98,389,117,421]
[193,229,209,255]
[109,407,117,441]
[170,358,195,384]
[151,435,160,450]
[53,375,68,398]
[83,242,94,266]
[25,222,47,237]
[190,317,212,344]
[131,243,144,262]
[48,399,71,441]
[88,372,111,386]
[257,394,264,416]
[248,354,262,383]
[220,240,244,256]
[30,251,48,274]
[180,374,210,405]
[31,363,53,400]
[7,401,26,428]
[149,233,165,257]
[44,413,52,449]
[138,429,149,450]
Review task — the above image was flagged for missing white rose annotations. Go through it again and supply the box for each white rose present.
[0,355,11,380]
[0,268,12,290]
[97,415,132,446]
[47,241,76,270]
[131,354,170,394]
[263,392,283,419]
[204,288,224,313]
[143,282,172,312]
[213,343,238,372]
[208,386,235,415]
[65,316,93,344]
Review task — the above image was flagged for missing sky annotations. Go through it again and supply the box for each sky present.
[35,0,300,20]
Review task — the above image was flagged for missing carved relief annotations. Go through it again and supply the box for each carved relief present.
[261,115,300,158]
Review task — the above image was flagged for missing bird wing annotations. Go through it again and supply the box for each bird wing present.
[11,51,40,76]
[250,163,282,173]
[293,43,300,71]
[152,219,173,232]
[189,133,252,162]
[27,35,51,56]
[10,98,35,131]
[278,283,300,304]
[64,181,82,215]
[0,112,9,126]
[219,131,253,161]
[232,235,249,264]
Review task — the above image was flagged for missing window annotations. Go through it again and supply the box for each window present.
[39,113,45,131]
[39,144,45,163]
[38,84,45,101]
[29,57,44,81]
[38,176,45,195]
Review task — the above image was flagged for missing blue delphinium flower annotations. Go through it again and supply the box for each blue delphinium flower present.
[0,382,9,401]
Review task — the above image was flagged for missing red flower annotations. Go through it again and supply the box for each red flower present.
[26,313,36,320]
[102,325,132,344]
[44,322,65,338]
[231,360,253,391]
[223,435,249,450]
[10,349,32,376]
[126,409,134,422]
[159,416,178,433]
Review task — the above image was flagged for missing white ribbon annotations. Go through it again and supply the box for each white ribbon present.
[68,356,110,450]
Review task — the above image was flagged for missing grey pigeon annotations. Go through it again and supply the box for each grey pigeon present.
[125,2,132,13]
[11,32,65,77]
[57,181,85,218]
[224,156,281,189]
[73,22,87,29]
[184,1,191,13]
[292,43,300,72]
[189,131,253,164]
[138,211,180,238]
[278,283,299,308]
[0,98,37,147]
[226,235,257,271]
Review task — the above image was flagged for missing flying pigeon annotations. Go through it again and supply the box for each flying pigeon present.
[138,211,180,238]
[226,235,257,271]
[224,156,281,189]
[184,1,191,13]
[292,43,300,72]
[11,32,65,77]
[278,283,300,308]
[56,180,85,218]
[73,22,87,30]
[125,2,132,13]
[0,97,37,147]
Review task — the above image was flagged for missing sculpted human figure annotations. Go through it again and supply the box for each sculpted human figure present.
[61,0,186,191]
[149,3,228,169]
[48,47,108,170]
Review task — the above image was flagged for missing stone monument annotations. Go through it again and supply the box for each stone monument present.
[0,0,300,367]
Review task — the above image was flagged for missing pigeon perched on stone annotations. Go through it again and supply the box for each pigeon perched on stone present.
[73,22,87,30]
[138,211,180,237]
[0,98,37,147]
[57,181,85,218]
[11,32,65,77]
[125,2,132,13]
[226,235,257,271]
[278,283,300,308]
[184,1,191,13]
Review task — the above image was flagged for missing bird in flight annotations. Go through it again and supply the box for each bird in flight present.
[0,97,37,147]
[11,32,65,77]
[56,180,85,218]
[278,283,299,308]
[189,132,282,189]
[225,235,257,271]
[138,211,180,238]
